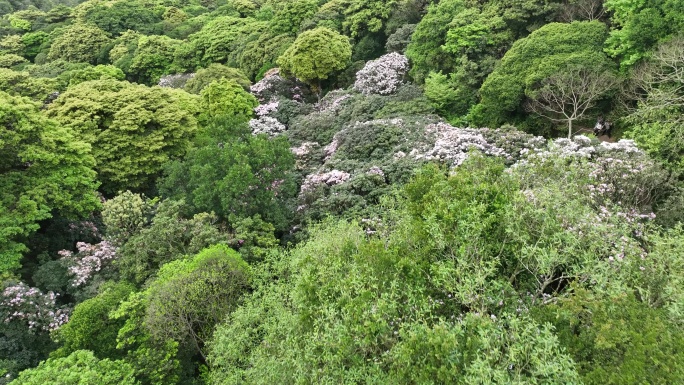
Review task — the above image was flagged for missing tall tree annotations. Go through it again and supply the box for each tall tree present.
[472,21,614,131]
[47,24,111,64]
[277,27,351,99]
[625,37,684,172]
[47,79,199,195]
[0,91,99,274]
[526,67,619,138]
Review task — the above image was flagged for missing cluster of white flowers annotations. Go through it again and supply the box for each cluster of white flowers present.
[315,90,352,112]
[291,141,320,158]
[291,142,322,170]
[250,73,283,102]
[519,136,644,163]
[367,166,385,178]
[353,53,410,95]
[254,99,279,117]
[59,241,117,287]
[250,116,287,136]
[158,73,195,88]
[598,139,641,154]
[413,123,507,167]
[322,136,340,160]
[300,170,351,193]
[1,282,70,331]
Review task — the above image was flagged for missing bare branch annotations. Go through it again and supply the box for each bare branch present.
[526,67,618,138]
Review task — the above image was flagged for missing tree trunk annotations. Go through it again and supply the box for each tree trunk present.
[568,119,573,139]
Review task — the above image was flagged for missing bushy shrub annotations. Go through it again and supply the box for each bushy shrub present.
[353,52,409,95]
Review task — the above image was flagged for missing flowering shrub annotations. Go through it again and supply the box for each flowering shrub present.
[158,73,195,89]
[413,123,507,167]
[314,90,353,113]
[514,136,673,216]
[353,53,409,95]
[59,241,117,287]
[1,282,69,332]
[250,116,287,136]
[250,72,309,103]
[291,141,322,170]
[254,100,280,117]
[300,170,351,193]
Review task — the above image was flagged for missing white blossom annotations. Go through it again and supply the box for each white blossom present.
[415,122,507,167]
[1,282,70,331]
[254,99,280,117]
[250,116,286,136]
[158,73,195,88]
[291,141,320,158]
[315,90,353,112]
[60,241,117,287]
[300,170,351,193]
[353,53,410,95]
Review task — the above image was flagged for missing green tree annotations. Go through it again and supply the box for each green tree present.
[236,32,294,80]
[46,79,199,194]
[143,245,251,358]
[128,35,183,85]
[0,91,99,274]
[159,117,296,231]
[115,199,229,286]
[110,292,184,385]
[57,65,126,88]
[625,37,684,173]
[51,282,134,360]
[605,0,684,68]
[47,24,111,64]
[268,0,318,35]
[85,1,162,36]
[9,350,138,385]
[0,68,57,101]
[208,217,580,384]
[184,63,251,94]
[472,21,613,130]
[407,0,560,117]
[405,0,465,82]
[186,16,267,67]
[199,78,257,120]
[277,26,351,97]
[537,289,684,384]
[101,190,155,245]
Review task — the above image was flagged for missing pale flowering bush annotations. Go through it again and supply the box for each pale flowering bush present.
[250,73,282,101]
[250,72,309,103]
[353,53,409,95]
[300,170,351,193]
[290,141,322,170]
[158,73,195,88]
[367,166,385,178]
[250,116,287,136]
[413,123,507,167]
[314,89,353,113]
[254,99,280,117]
[1,282,70,332]
[514,135,673,215]
[59,241,117,287]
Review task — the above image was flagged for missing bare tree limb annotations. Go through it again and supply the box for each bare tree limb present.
[526,67,618,138]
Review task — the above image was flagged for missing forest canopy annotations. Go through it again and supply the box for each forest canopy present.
[1,0,684,383]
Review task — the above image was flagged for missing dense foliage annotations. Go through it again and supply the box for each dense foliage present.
[1,0,684,383]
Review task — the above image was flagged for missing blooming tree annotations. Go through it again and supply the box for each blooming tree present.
[300,170,351,193]
[249,116,287,136]
[353,52,409,95]
[158,73,195,89]
[1,282,70,332]
[59,241,117,287]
